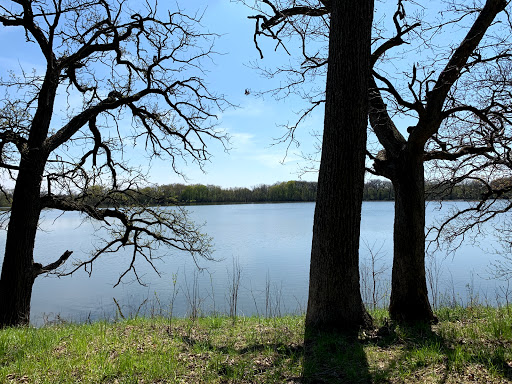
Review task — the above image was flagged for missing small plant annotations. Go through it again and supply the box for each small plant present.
[113,297,126,320]
[183,269,203,321]
[227,257,242,322]
[426,251,444,310]
[168,272,180,332]
[360,240,390,311]
[265,271,272,318]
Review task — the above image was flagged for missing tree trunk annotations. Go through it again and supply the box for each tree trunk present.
[305,0,373,334]
[0,156,45,327]
[388,151,435,323]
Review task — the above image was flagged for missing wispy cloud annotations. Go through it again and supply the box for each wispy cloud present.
[230,132,255,148]
[252,152,301,168]
[222,98,273,118]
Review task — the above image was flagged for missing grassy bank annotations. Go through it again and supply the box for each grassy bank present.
[2,307,512,383]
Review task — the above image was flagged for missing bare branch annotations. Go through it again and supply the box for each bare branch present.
[425,145,493,161]
[33,250,73,277]
[39,194,213,286]
[414,0,508,144]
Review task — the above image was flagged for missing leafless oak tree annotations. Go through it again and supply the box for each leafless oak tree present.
[0,0,228,327]
[368,0,509,323]
[248,0,374,336]
[246,0,510,323]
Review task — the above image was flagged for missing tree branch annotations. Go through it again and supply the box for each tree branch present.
[247,1,329,58]
[373,70,424,113]
[33,250,73,277]
[0,0,56,63]
[43,90,146,153]
[40,194,213,286]
[414,0,508,144]
[424,145,493,161]
[368,76,407,159]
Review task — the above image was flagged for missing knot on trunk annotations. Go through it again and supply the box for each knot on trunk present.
[376,149,387,161]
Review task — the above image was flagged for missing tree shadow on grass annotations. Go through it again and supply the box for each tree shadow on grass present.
[303,330,371,384]
[176,328,370,383]
[364,321,512,383]
[175,332,304,382]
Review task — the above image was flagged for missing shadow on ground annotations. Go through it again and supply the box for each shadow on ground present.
[363,320,512,383]
[302,329,372,384]
[171,318,512,383]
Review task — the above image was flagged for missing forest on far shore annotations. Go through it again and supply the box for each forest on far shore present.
[0,179,495,207]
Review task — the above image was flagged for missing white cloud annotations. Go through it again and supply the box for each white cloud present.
[230,132,255,148]
[252,151,301,168]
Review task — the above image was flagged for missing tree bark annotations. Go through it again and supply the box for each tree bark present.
[0,153,45,327]
[305,0,373,334]
[388,151,435,323]
[369,77,436,324]
[0,56,57,326]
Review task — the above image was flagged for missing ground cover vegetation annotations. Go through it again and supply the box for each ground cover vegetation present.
[2,306,512,383]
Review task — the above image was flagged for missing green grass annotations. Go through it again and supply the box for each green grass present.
[2,307,512,383]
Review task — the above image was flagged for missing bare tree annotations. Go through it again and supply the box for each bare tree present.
[248,0,374,333]
[246,0,510,323]
[368,0,508,322]
[0,0,228,327]
[305,0,374,333]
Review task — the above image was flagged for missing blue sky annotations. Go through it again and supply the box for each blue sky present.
[156,0,325,188]
[0,0,483,189]
[145,0,426,188]
[0,0,324,189]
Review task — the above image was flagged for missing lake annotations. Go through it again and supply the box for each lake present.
[0,201,508,325]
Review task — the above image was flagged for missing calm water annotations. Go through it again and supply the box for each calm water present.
[0,201,507,325]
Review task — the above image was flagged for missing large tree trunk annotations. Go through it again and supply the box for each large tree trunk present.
[305,0,373,334]
[0,156,45,327]
[388,151,435,323]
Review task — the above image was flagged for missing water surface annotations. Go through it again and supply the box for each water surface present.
[0,201,506,324]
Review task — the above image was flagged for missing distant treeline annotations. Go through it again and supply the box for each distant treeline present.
[129,180,318,204]
[86,179,491,205]
[365,179,490,202]
[0,179,495,207]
